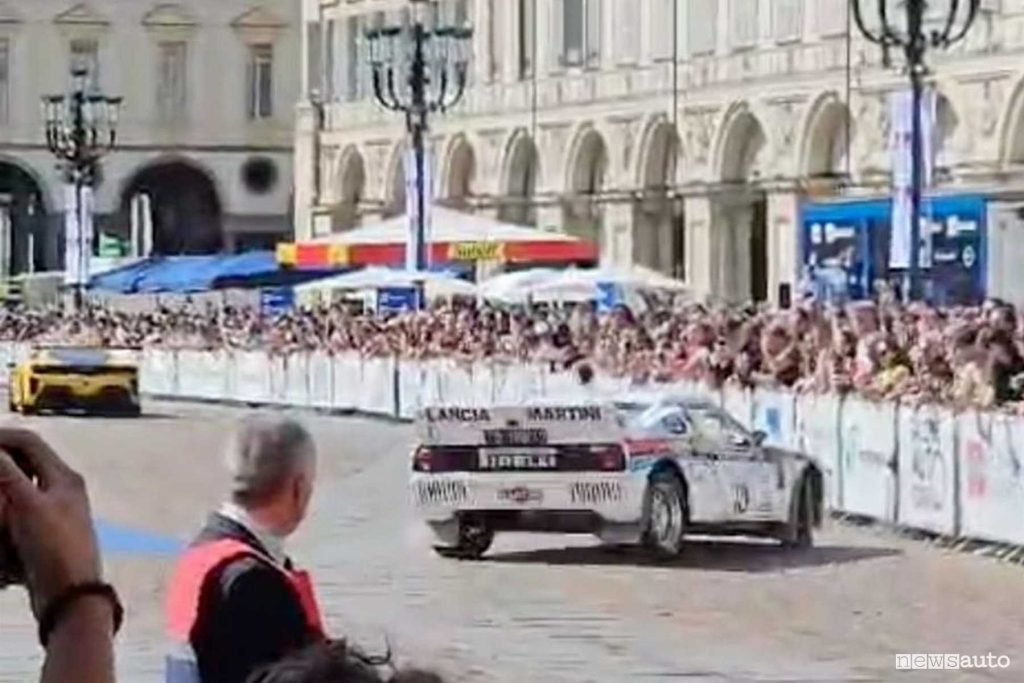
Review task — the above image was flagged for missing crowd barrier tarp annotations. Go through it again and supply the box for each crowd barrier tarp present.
[471,364,496,406]
[840,397,898,522]
[359,356,396,416]
[232,351,271,404]
[0,343,13,384]
[141,348,177,397]
[308,352,334,409]
[398,360,426,419]
[177,350,227,401]
[439,361,476,407]
[284,353,311,408]
[897,403,958,536]
[751,388,797,449]
[544,368,586,404]
[958,411,1024,545]
[331,354,360,412]
[794,392,843,510]
[721,385,752,429]
[267,355,288,406]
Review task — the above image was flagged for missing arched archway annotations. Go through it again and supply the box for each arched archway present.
[0,161,49,274]
[499,131,539,226]
[334,147,365,231]
[119,159,222,255]
[442,136,476,211]
[712,104,769,303]
[801,96,852,183]
[934,93,959,177]
[383,145,406,218]
[633,119,685,277]
[563,127,608,247]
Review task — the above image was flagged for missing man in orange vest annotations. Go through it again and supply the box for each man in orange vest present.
[165,415,325,683]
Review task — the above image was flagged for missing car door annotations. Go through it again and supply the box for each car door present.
[685,405,780,521]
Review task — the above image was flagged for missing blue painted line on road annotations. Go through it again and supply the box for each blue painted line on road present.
[95,519,183,556]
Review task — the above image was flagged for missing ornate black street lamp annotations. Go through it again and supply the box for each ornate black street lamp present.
[42,66,122,309]
[852,0,979,300]
[365,0,472,307]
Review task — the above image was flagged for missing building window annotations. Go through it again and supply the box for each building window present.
[731,0,759,49]
[651,0,677,61]
[615,0,639,64]
[518,0,535,79]
[324,20,335,100]
[69,38,100,90]
[345,17,360,102]
[0,39,9,125]
[156,41,188,123]
[246,44,274,120]
[687,0,717,55]
[487,0,500,81]
[773,0,803,42]
[562,0,601,68]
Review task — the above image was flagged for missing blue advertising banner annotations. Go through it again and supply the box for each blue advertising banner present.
[377,287,418,314]
[800,194,986,305]
[596,282,621,313]
[260,287,294,316]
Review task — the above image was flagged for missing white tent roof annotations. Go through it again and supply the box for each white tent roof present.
[310,207,580,246]
[477,268,561,304]
[294,266,477,297]
[492,266,689,302]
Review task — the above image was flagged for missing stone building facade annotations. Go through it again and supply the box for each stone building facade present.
[0,1,301,274]
[295,0,1024,304]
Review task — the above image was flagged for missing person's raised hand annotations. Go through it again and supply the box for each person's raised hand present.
[0,428,101,619]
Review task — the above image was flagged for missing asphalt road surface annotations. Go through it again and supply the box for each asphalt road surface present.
[1,401,1022,682]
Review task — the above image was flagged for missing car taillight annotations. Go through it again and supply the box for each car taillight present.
[590,444,626,471]
[413,446,435,472]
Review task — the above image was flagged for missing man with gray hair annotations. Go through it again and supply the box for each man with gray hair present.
[164,415,327,683]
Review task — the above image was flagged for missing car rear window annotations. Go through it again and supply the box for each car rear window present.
[49,348,109,366]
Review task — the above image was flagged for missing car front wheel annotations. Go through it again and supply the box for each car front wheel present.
[780,474,815,550]
[642,471,687,557]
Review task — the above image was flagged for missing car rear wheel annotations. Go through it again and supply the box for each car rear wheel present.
[642,471,687,558]
[780,474,815,550]
[432,517,494,561]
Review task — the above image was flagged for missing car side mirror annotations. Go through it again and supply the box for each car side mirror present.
[751,430,767,447]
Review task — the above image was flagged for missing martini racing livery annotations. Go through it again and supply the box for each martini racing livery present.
[411,394,823,559]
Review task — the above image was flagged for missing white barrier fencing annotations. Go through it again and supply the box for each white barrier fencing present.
[3,341,1024,550]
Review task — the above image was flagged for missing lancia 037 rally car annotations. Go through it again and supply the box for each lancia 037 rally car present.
[410,394,823,559]
[7,346,142,416]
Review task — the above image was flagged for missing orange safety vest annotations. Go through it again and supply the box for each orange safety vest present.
[164,538,325,683]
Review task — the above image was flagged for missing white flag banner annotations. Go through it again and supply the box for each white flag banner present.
[404,147,434,272]
[63,184,80,286]
[889,87,939,271]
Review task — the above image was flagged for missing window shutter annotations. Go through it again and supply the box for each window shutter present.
[550,0,565,71]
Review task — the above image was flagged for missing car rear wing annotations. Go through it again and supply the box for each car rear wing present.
[415,403,625,447]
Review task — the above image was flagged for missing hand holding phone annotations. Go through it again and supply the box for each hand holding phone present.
[0,429,102,617]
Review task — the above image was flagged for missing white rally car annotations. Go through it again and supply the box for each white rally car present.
[410,393,823,560]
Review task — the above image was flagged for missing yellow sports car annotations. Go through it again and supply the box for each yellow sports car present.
[7,347,141,416]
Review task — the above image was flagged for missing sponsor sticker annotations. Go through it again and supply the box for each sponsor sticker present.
[479,451,558,471]
[416,480,468,506]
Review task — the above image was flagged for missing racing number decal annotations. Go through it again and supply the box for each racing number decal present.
[732,484,750,514]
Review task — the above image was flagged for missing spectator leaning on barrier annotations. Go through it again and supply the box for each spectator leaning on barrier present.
[0,428,122,683]
[165,415,326,683]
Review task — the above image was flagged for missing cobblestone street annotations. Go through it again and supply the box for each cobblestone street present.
[1,402,1022,682]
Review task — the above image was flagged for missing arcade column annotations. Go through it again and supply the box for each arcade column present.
[602,201,633,268]
[767,190,801,307]
[293,100,320,243]
[684,195,714,299]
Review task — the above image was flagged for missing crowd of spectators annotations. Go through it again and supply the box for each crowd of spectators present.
[2,295,1024,409]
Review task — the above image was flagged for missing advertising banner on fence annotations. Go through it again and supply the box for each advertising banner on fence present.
[897,403,957,535]
[331,354,360,411]
[958,411,1024,545]
[840,397,898,522]
[284,354,310,408]
[721,385,752,430]
[795,392,843,510]
[308,352,333,409]
[233,351,271,404]
[751,388,796,449]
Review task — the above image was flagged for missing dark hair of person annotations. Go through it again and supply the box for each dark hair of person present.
[246,640,444,683]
